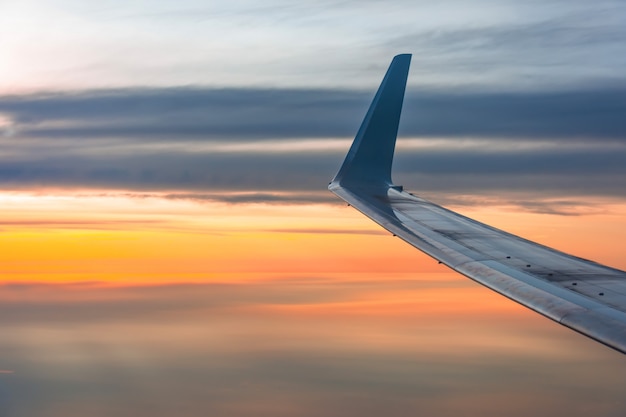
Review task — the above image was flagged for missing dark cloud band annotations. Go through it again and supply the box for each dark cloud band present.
[0,86,624,202]
[1,86,626,140]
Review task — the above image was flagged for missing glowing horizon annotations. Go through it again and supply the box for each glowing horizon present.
[1,190,624,286]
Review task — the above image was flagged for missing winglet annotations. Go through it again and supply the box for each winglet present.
[330,54,411,188]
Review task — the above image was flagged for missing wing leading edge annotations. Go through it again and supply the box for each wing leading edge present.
[329,54,626,354]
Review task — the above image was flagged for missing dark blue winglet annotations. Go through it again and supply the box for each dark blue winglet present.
[330,54,411,188]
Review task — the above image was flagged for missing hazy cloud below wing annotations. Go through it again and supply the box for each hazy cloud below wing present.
[1,87,626,140]
[1,280,626,417]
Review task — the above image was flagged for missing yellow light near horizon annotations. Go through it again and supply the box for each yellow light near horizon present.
[0,191,439,284]
[0,191,624,285]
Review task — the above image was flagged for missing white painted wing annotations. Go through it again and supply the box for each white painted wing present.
[329,54,626,354]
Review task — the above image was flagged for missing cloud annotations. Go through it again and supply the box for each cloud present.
[266,228,387,235]
[0,143,623,199]
[162,192,335,204]
[4,0,626,91]
[400,90,626,139]
[0,86,624,202]
[1,86,626,140]
[425,195,616,216]
[1,280,624,417]
[386,5,626,88]
[0,88,368,140]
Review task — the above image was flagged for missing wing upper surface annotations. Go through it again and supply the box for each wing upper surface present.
[329,54,626,354]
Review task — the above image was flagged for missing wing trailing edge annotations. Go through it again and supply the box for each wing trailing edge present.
[329,55,626,354]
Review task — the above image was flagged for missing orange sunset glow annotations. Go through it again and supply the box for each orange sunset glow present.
[1,190,624,284]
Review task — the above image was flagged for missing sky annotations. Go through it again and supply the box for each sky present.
[1,0,626,416]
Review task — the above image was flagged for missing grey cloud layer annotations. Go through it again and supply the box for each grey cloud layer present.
[0,89,367,139]
[2,87,625,139]
[0,87,625,201]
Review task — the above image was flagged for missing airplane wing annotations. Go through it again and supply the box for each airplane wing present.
[329,54,626,354]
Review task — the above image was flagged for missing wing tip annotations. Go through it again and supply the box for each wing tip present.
[331,53,412,189]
